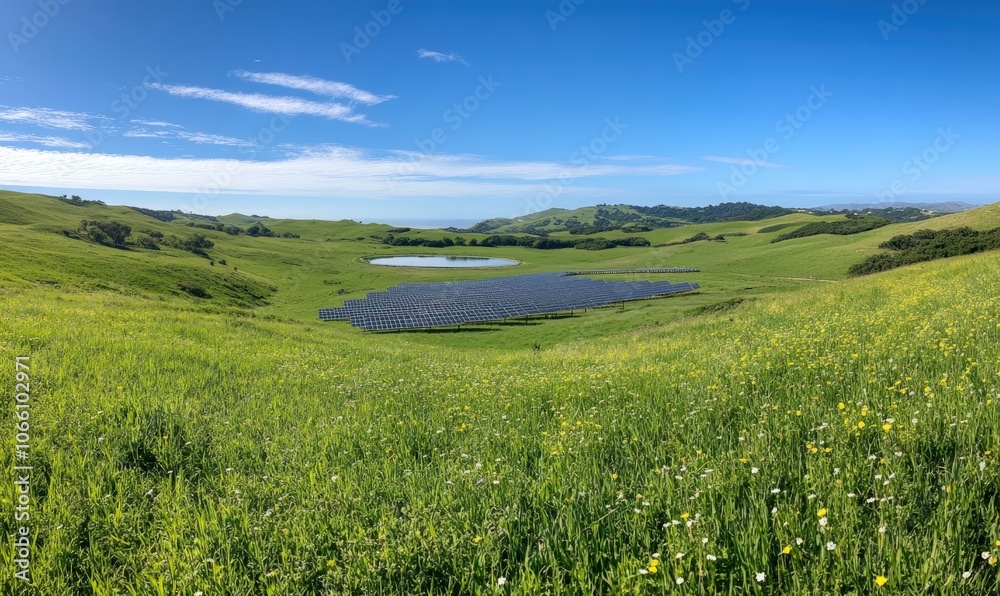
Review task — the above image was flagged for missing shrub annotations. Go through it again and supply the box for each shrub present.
[178,281,210,298]
[135,235,160,250]
[78,220,132,248]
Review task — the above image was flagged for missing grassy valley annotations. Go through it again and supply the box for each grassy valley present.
[2,190,1000,592]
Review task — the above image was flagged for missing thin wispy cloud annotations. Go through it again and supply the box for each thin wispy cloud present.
[232,70,394,105]
[0,105,108,132]
[703,155,787,168]
[0,145,702,199]
[130,118,183,129]
[124,127,252,147]
[149,83,378,125]
[0,131,90,149]
[418,49,469,65]
[602,154,671,162]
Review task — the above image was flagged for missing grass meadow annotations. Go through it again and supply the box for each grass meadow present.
[3,246,1000,593]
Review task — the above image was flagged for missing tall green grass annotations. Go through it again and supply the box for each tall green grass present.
[2,252,1000,593]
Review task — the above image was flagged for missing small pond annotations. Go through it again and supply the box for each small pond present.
[368,255,519,268]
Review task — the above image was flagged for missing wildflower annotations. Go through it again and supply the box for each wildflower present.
[878,526,886,534]
[875,575,888,587]
[982,551,991,560]
[826,541,836,551]
[473,536,483,544]
[638,569,648,575]
[756,572,766,582]
[963,571,972,579]
[706,554,717,561]
[858,421,866,429]
[882,423,892,432]
[817,508,827,517]
[781,545,792,555]
[675,577,685,585]
[751,467,759,474]
[498,577,506,586]
[681,512,690,520]
[796,538,804,545]
[819,517,828,527]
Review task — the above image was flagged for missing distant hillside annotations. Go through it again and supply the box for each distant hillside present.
[816,201,978,213]
[465,202,942,235]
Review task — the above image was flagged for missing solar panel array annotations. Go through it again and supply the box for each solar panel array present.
[320,271,700,332]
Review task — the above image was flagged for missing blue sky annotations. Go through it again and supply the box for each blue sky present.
[1,0,998,221]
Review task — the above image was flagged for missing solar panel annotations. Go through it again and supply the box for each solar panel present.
[319,270,700,331]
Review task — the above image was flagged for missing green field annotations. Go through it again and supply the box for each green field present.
[3,191,1000,593]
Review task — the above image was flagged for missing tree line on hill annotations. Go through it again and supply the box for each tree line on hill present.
[771,216,892,243]
[848,227,1000,276]
[75,217,296,256]
[380,233,650,251]
[463,202,942,236]
[661,232,748,247]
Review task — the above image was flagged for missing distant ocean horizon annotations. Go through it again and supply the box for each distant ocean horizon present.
[366,218,482,229]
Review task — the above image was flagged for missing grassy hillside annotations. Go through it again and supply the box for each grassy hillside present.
[3,245,1000,592]
[3,191,1000,340]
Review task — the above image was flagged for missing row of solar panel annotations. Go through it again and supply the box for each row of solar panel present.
[319,271,699,331]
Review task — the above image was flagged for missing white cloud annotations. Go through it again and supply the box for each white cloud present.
[703,155,786,168]
[0,145,702,200]
[149,83,377,125]
[124,127,252,147]
[130,118,183,129]
[232,70,394,105]
[0,105,108,132]
[418,49,469,65]
[0,131,90,149]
